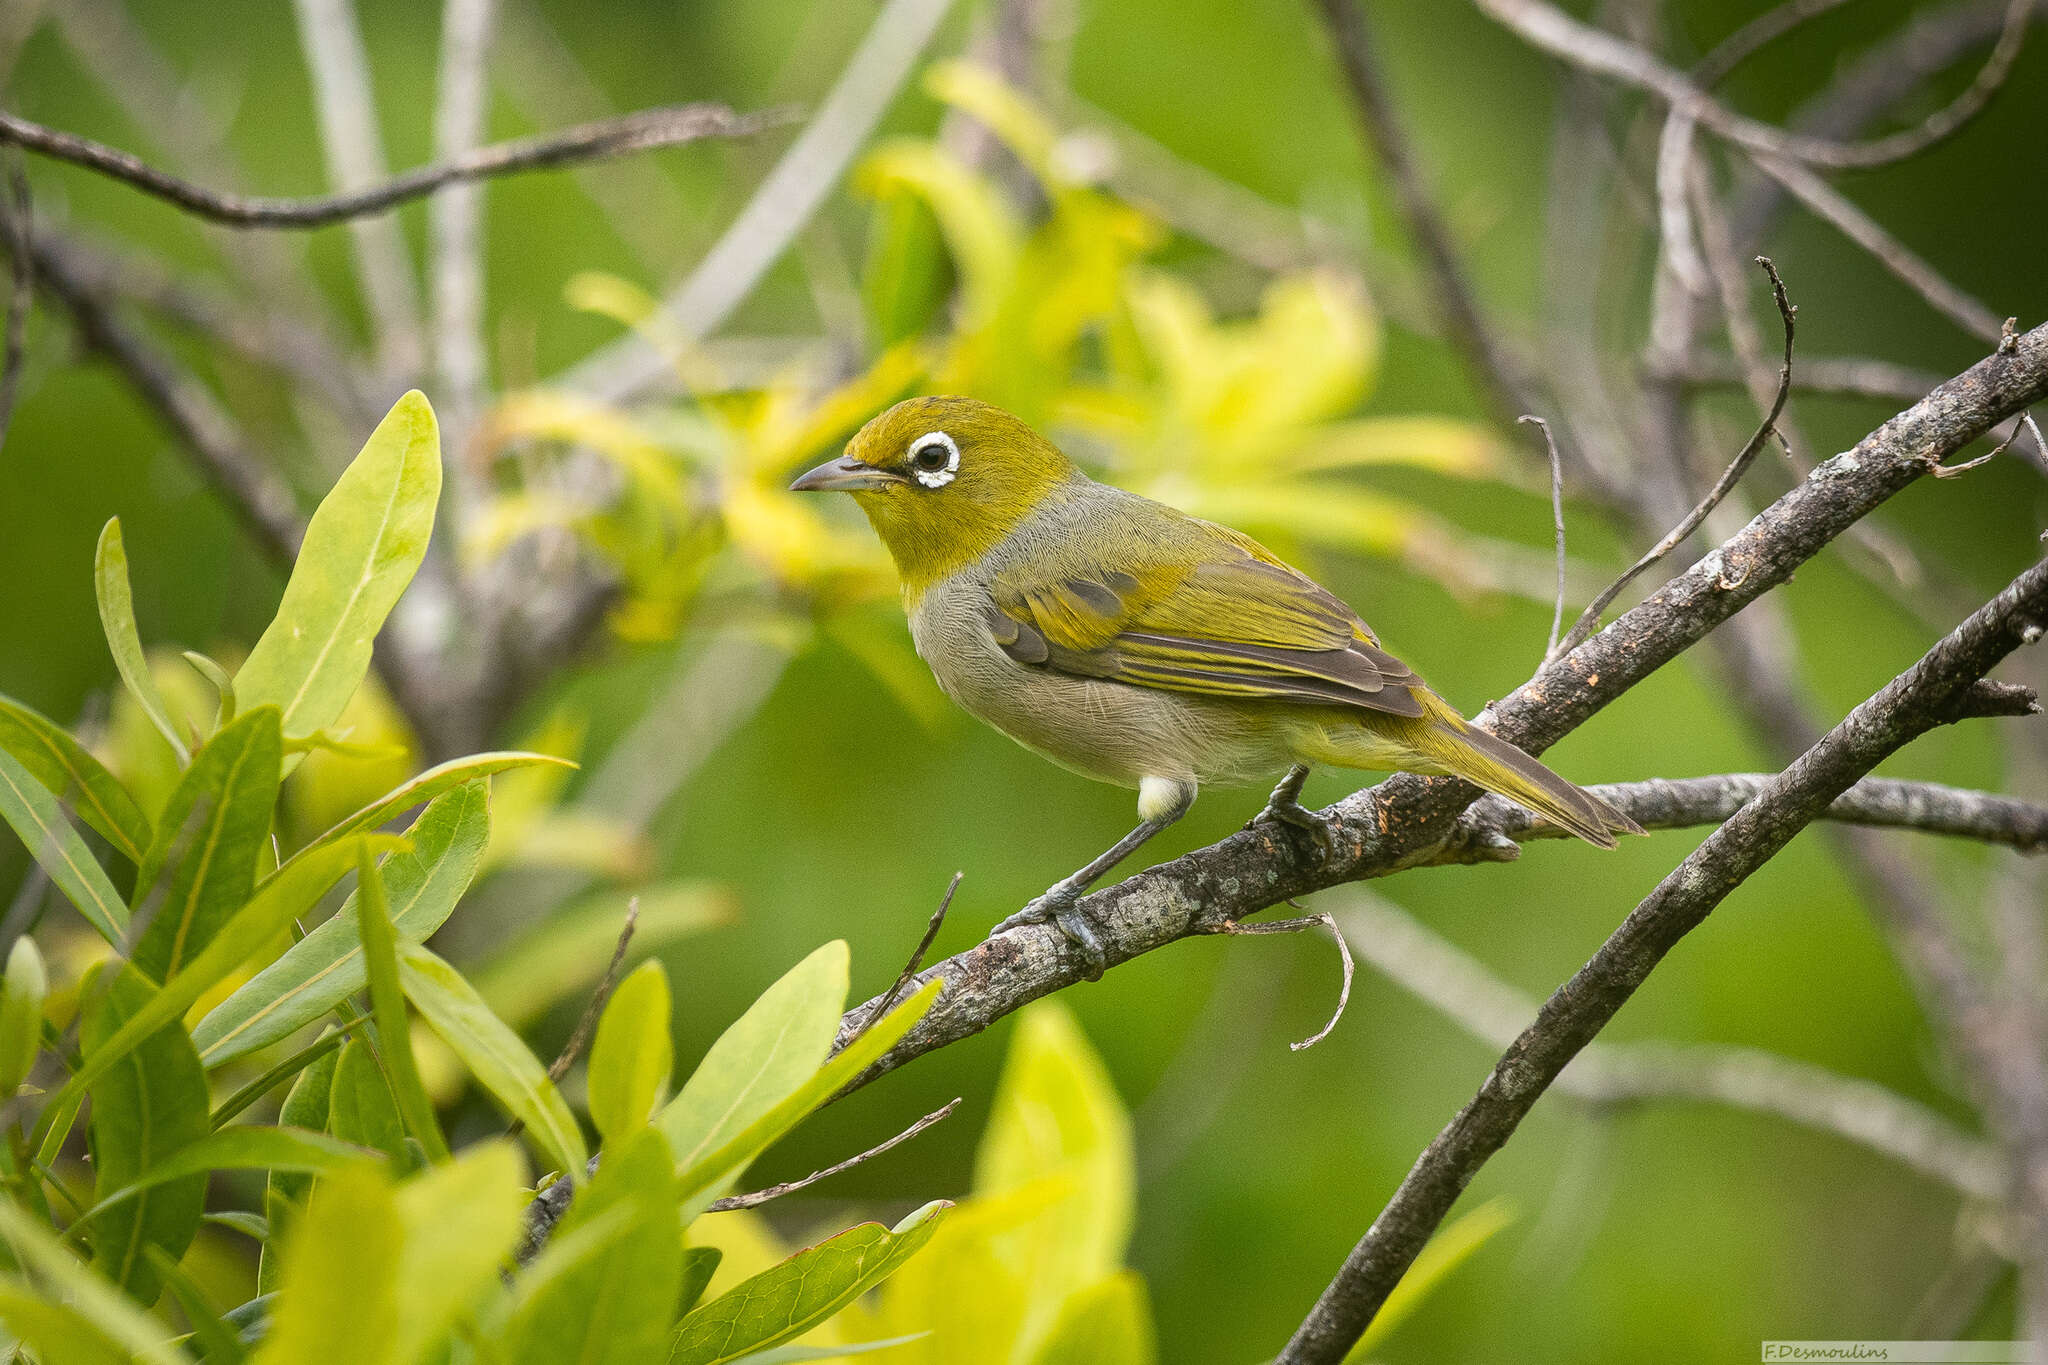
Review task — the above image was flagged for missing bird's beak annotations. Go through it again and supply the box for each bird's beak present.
[788,456,904,492]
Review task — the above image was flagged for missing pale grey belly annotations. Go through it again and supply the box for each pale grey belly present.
[908,584,1294,789]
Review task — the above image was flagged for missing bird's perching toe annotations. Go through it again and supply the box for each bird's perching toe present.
[1246,763,1338,860]
[992,882,1108,979]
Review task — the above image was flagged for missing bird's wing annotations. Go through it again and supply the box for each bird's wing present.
[985,534,1427,718]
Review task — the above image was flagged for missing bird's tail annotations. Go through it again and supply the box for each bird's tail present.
[1307,691,1643,848]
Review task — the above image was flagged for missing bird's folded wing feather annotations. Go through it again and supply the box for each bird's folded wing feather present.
[985,543,1427,718]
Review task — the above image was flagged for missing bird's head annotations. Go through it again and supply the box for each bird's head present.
[790,395,1080,588]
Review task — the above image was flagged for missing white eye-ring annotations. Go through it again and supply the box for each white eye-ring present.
[907,430,960,488]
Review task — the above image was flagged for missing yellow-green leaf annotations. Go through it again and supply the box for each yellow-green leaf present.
[0,692,151,862]
[659,941,848,1181]
[0,746,128,945]
[0,936,46,1098]
[254,1162,399,1365]
[670,1202,951,1365]
[0,1199,192,1365]
[0,1284,133,1365]
[236,391,442,741]
[281,750,566,879]
[393,1140,527,1363]
[328,1035,407,1165]
[94,518,188,763]
[1029,1272,1156,1365]
[398,943,588,1179]
[587,960,673,1146]
[356,841,451,1162]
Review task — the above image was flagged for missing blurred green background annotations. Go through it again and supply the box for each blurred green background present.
[3,0,2046,1360]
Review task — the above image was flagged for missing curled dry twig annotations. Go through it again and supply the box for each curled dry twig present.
[1206,911,1356,1052]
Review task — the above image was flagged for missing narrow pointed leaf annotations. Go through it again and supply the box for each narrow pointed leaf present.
[355,842,449,1161]
[0,1199,192,1365]
[181,650,239,731]
[0,693,151,861]
[0,1284,133,1365]
[281,751,565,876]
[394,1141,526,1363]
[272,1040,342,1213]
[659,941,847,1177]
[328,1036,407,1164]
[252,1162,398,1365]
[398,943,588,1178]
[235,391,441,741]
[669,1202,951,1365]
[0,747,128,945]
[94,518,188,763]
[198,781,489,1066]
[79,1127,370,1228]
[588,960,673,1146]
[130,707,283,983]
[82,966,209,1307]
[671,978,942,1215]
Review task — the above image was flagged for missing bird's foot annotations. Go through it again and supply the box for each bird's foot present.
[1246,764,1337,860]
[992,882,1107,980]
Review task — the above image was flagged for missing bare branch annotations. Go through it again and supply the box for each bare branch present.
[291,0,426,377]
[547,897,638,1086]
[1279,556,2048,1364]
[1337,892,2005,1201]
[1474,0,2032,171]
[429,0,499,480]
[0,162,29,454]
[705,1098,961,1213]
[0,104,786,229]
[1555,258,1794,658]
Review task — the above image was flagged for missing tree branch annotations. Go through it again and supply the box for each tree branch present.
[0,103,787,228]
[828,321,2048,1092]
[1278,555,2048,1363]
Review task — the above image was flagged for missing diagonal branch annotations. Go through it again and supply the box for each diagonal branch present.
[0,103,788,228]
[827,322,2048,1089]
[1277,555,2048,1364]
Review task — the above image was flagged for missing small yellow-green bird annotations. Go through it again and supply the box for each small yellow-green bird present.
[792,396,1639,966]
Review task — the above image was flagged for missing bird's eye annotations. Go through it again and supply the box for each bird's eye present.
[906,431,960,488]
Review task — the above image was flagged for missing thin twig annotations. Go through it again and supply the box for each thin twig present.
[547,896,640,1086]
[1929,408,2035,478]
[1553,257,1794,659]
[849,872,962,1050]
[1207,912,1355,1051]
[0,103,787,228]
[705,1098,962,1213]
[1519,414,1569,658]
[429,0,498,492]
[0,160,29,454]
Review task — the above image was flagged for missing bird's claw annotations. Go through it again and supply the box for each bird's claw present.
[992,883,1107,980]
[1246,765,1336,860]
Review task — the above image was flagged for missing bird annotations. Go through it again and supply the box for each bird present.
[791,395,1640,971]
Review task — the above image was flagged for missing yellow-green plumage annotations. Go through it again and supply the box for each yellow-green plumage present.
[793,395,1638,873]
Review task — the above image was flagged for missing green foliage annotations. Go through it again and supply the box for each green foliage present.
[234,391,441,744]
[0,335,971,1363]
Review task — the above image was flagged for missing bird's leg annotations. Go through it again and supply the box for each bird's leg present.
[993,778,1195,979]
[1246,763,1337,859]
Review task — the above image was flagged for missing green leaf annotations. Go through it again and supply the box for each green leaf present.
[398,943,588,1179]
[501,1126,681,1365]
[235,391,441,742]
[94,518,189,764]
[82,965,209,1307]
[669,1203,951,1365]
[659,941,847,1179]
[0,746,129,945]
[971,1000,1134,1350]
[130,706,284,983]
[270,1039,342,1235]
[196,782,489,1067]
[676,1246,723,1319]
[354,842,450,1162]
[253,1162,399,1365]
[671,978,943,1216]
[75,1126,370,1228]
[281,751,564,878]
[181,650,239,732]
[589,960,673,1147]
[209,1027,350,1127]
[1344,1198,1514,1361]
[475,878,729,1030]
[1028,1272,1155,1365]
[0,1199,192,1365]
[0,1282,133,1365]
[36,833,402,1151]
[393,1140,527,1364]
[0,934,47,1098]
[0,692,151,861]
[327,1036,407,1164]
